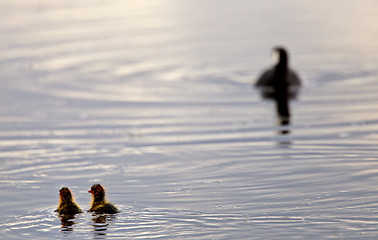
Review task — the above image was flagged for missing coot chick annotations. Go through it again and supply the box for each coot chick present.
[88,184,119,214]
[55,187,83,215]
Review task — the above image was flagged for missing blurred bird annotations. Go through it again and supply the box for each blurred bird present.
[88,184,119,214]
[255,47,301,122]
[55,187,83,215]
[255,46,301,90]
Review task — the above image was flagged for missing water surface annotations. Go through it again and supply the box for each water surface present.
[1,0,378,239]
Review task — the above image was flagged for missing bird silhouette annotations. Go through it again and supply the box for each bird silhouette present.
[255,47,301,126]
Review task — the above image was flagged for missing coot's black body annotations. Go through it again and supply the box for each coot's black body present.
[255,47,301,122]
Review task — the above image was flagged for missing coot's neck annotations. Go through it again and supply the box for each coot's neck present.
[276,52,288,72]
[273,50,290,99]
[61,199,72,204]
[93,194,105,204]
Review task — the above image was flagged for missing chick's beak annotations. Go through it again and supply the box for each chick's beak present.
[88,189,93,193]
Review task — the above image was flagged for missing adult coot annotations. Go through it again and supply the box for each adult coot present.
[255,47,301,122]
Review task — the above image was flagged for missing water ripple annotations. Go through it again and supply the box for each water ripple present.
[2,0,378,239]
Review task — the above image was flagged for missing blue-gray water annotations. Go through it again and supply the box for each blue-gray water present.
[1,0,378,239]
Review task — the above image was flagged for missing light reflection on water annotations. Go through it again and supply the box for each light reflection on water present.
[1,0,378,239]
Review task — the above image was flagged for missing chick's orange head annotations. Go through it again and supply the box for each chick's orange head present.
[59,187,73,201]
[89,184,104,195]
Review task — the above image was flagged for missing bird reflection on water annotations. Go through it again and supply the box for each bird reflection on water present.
[59,214,77,232]
[255,46,301,134]
[91,213,116,239]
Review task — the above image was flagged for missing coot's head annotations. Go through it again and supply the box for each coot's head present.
[273,46,288,66]
[59,187,73,203]
[89,184,105,199]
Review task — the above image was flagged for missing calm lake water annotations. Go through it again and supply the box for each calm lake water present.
[1,0,378,239]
